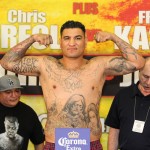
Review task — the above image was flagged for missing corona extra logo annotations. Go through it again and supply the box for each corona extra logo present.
[68,131,79,138]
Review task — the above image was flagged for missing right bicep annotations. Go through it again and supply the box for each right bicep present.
[5,56,42,76]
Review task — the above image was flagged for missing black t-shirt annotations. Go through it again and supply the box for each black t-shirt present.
[105,83,150,150]
[0,101,45,150]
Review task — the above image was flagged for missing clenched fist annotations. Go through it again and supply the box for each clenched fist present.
[94,31,113,43]
[32,34,53,47]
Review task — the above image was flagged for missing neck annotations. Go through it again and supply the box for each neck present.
[59,57,87,70]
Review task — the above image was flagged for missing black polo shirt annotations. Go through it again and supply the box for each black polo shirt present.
[105,83,150,150]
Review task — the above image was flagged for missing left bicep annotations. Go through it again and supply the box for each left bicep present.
[104,56,136,76]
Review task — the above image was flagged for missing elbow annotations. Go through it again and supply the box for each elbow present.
[0,60,12,71]
[135,58,145,70]
[0,60,6,68]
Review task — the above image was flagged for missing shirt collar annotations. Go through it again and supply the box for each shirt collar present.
[132,81,150,99]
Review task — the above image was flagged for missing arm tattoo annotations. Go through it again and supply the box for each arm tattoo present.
[2,51,21,65]
[108,57,136,73]
[116,40,137,60]
[12,57,38,73]
[11,37,34,54]
[1,37,34,68]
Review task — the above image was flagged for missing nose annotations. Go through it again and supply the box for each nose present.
[69,38,76,46]
[147,78,150,85]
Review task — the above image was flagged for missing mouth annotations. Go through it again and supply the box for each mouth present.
[145,87,150,90]
[8,132,14,136]
[67,47,77,51]
[143,86,150,91]
[10,99,17,102]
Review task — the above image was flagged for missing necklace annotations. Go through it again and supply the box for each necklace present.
[133,96,150,122]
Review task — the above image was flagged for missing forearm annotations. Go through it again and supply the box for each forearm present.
[95,31,145,71]
[110,34,145,69]
[108,128,119,150]
[34,143,44,150]
[1,36,34,68]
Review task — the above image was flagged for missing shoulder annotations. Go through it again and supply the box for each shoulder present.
[90,56,106,62]
[40,56,60,67]
[34,55,58,64]
[117,84,134,94]
[88,56,107,69]
[19,102,36,114]
[19,102,40,124]
[90,55,120,67]
[42,55,58,62]
[0,133,5,138]
[16,134,23,141]
[114,84,135,102]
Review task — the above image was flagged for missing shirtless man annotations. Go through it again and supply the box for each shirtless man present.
[0,20,145,150]
[0,116,23,150]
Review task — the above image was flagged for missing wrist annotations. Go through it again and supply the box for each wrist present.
[110,33,119,42]
[30,35,37,43]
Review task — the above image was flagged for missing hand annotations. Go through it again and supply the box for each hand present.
[32,34,53,47]
[94,31,112,43]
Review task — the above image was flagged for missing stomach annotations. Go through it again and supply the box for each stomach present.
[44,108,102,142]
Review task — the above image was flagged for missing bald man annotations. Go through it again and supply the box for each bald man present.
[105,57,150,150]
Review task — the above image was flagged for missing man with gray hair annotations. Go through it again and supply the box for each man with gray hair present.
[105,57,150,150]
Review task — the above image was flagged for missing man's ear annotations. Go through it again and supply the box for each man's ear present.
[59,38,62,49]
[85,35,88,47]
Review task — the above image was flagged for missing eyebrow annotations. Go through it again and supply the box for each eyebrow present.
[4,88,21,92]
[143,74,150,78]
[63,35,83,38]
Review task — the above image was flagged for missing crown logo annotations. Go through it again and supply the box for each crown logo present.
[68,131,79,138]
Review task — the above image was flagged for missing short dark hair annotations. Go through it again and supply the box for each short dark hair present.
[5,116,18,123]
[60,20,86,36]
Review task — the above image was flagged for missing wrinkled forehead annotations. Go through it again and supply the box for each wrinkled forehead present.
[140,61,150,76]
[5,121,17,127]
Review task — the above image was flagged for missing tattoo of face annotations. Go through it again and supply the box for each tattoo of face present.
[58,94,87,128]
[12,57,38,73]
[87,103,101,136]
[108,57,136,73]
